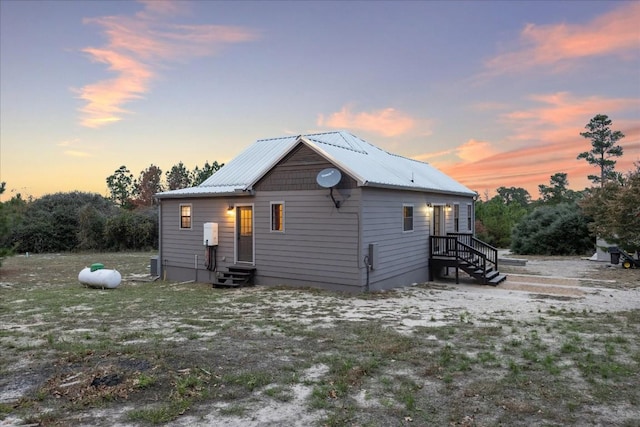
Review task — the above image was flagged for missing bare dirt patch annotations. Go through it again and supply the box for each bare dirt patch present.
[0,252,639,426]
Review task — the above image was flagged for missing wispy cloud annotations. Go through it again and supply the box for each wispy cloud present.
[434,93,640,195]
[57,138,92,157]
[57,138,80,148]
[76,0,259,128]
[455,139,500,162]
[413,148,454,162]
[500,92,638,146]
[484,2,640,75]
[64,150,93,158]
[317,106,417,137]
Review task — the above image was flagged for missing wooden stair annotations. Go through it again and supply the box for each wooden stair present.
[457,257,507,286]
[430,233,507,286]
[212,266,255,288]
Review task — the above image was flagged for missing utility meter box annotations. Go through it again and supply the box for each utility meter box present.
[203,222,219,246]
[368,243,378,270]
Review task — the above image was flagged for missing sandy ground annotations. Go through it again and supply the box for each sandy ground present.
[1,254,639,426]
[171,257,640,427]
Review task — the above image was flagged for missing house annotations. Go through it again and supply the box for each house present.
[155,131,502,292]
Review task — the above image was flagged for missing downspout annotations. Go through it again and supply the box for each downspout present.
[364,254,371,292]
[158,199,163,279]
[336,192,365,292]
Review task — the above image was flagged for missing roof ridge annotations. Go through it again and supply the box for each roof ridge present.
[304,131,368,154]
[256,135,297,143]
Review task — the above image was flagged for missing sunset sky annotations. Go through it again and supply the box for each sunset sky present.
[1,0,639,201]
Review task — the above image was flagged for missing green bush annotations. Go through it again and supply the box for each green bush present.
[475,197,528,248]
[104,208,158,251]
[510,203,594,255]
[8,192,118,253]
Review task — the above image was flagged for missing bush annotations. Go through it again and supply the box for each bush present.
[475,197,528,248]
[8,192,118,253]
[104,207,158,251]
[511,203,594,255]
[77,204,109,250]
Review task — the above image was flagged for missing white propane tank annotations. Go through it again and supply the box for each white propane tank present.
[78,267,122,289]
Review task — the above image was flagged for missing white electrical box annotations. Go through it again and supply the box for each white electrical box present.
[203,222,219,246]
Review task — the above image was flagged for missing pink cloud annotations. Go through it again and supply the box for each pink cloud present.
[317,106,416,137]
[484,2,640,75]
[76,0,259,128]
[435,93,640,197]
[455,139,500,162]
[499,92,639,151]
[413,148,454,162]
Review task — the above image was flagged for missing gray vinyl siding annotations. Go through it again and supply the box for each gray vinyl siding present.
[251,142,362,291]
[253,188,361,292]
[361,189,429,289]
[159,191,474,290]
[159,198,238,282]
[361,189,475,290]
[256,142,356,191]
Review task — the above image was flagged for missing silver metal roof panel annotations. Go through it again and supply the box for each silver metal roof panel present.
[156,131,476,199]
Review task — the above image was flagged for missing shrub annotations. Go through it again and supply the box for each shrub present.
[8,192,118,253]
[511,203,594,255]
[104,208,158,251]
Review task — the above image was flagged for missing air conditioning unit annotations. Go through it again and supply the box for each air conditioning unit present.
[150,256,159,277]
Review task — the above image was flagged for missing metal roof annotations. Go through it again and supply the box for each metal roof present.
[155,131,476,199]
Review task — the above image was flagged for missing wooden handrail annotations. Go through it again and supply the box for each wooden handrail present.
[455,240,487,282]
[429,235,489,283]
[446,232,498,271]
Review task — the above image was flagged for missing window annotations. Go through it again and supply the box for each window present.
[454,204,460,232]
[180,204,192,229]
[271,202,284,232]
[467,203,473,231]
[403,204,414,232]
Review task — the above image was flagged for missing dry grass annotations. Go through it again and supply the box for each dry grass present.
[0,252,639,426]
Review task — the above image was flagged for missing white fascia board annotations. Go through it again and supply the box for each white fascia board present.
[155,191,251,200]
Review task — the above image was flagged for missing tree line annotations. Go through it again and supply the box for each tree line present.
[106,160,223,209]
[1,115,638,265]
[0,161,223,265]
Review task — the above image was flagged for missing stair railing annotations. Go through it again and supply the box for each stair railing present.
[448,233,498,271]
[455,239,488,283]
[429,236,489,283]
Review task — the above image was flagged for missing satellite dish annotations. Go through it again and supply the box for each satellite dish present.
[316,168,343,208]
[316,168,342,188]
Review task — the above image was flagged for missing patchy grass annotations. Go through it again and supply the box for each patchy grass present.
[0,252,639,426]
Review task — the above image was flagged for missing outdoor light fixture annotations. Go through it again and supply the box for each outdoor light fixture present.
[426,203,433,207]
[227,204,234,213]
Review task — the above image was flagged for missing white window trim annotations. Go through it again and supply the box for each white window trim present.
[234,203,255,265]
[402,203,414,233]
[467,203,473,232]
[453,203,460,232]
[270,201,285,233]
[179,203,192,230]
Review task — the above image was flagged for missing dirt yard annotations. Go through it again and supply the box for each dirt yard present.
[0,252,638,426]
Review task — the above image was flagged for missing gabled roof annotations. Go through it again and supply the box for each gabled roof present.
[155,131,476,199]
